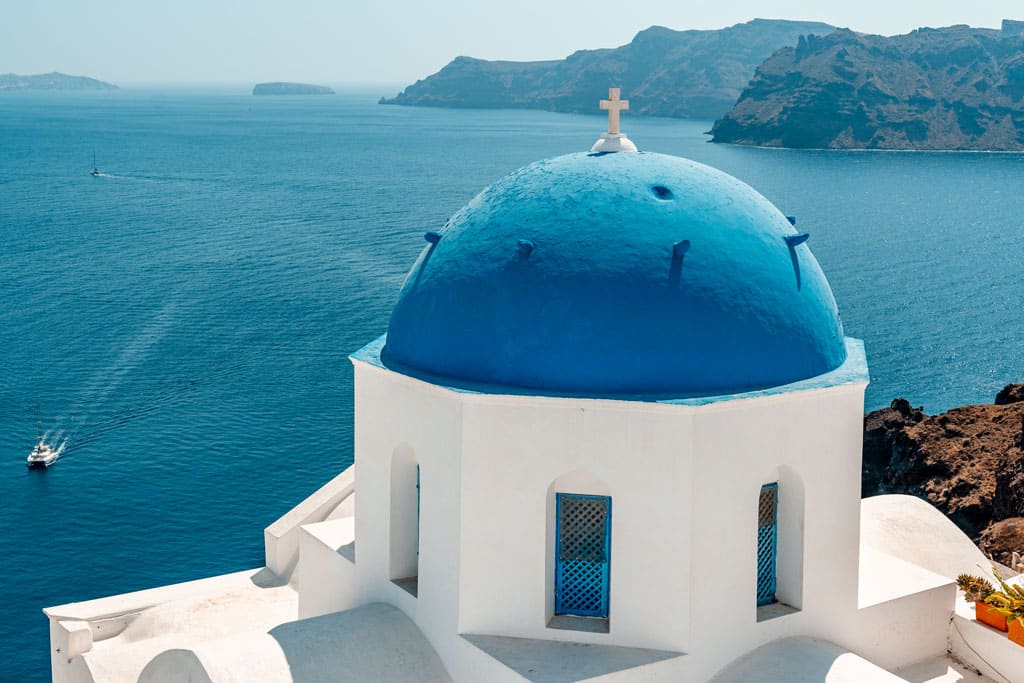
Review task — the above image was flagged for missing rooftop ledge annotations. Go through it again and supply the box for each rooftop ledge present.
[350,335,868,407]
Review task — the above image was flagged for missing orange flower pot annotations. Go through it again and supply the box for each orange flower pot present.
[975,601,1008,632]
[1010,617,1024,647]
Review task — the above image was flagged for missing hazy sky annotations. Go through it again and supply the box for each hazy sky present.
[2,1,1021,85]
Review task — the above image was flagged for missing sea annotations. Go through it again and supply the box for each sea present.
[1,85,1022,680]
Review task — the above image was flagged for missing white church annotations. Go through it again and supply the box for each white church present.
[45,91,1024,682]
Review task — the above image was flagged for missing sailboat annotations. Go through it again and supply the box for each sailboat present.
[26,405,63,468]
[90,152,103,177]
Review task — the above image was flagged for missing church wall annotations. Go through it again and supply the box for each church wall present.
[351,362,466,662]
[347,358,947,681]
[686,381,868,680]
[456,394,694,653]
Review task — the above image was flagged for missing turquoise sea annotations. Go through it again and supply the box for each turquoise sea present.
[1,86,1023,679]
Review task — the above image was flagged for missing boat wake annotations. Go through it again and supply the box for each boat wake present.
[30,293,253,461]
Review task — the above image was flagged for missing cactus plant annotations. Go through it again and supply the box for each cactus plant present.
[956,574,993,603]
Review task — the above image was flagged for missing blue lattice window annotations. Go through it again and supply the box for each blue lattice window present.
[757,483,779,606]
[555,493,611,618]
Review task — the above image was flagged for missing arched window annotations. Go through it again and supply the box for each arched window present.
[390,445,419,597]
[546,470,612,632]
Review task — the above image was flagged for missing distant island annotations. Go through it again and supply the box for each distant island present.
[0,72,117,91]
[380,19,835,119]
[253,82,335,96]
[711,20,1024,150]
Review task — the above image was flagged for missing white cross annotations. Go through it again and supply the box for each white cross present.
[600,88,629,135]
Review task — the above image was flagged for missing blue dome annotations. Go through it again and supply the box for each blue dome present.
[382,151,846,397]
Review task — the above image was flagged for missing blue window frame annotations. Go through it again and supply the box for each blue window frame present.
[416,464,420,526]
[555,493,611,618]
[757,483,779,606]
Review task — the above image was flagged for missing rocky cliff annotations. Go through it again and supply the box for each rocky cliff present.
[864,384,1024,566]
[0,72,117,91]
[712,22,1024,150]
[381,19,834,119]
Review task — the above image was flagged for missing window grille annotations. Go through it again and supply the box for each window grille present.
[757,483,779,606]
[555,493,611,618]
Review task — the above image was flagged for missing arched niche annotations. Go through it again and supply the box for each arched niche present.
[774,465,805,610]
[544,469,613,630]
[389,443,419,595]
[756,465,805,616]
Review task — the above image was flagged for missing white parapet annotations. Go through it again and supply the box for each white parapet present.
[264,464,355,580]
[44,568,297,683]
[53,620,93,661]
[297,517,359,619]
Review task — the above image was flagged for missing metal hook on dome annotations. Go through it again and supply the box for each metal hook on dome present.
[424,231,443,245]
[786,215,797,226]
[784,232,809,248]
[517,239,534,257]
[784,232,810,290]
[669,239,690,288]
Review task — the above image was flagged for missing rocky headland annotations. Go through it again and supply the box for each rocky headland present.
[380,19,834,119]
[864,384,1024,567]
[253,82,335,96]
[712,20,1024,150]
[0,72,117,91]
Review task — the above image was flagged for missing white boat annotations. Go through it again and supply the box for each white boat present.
[26,406,63,468]
[26,440,62,468]
[90,152,103,177]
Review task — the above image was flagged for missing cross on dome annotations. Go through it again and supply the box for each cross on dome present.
[600,88,629,135]
[590,87,638,153]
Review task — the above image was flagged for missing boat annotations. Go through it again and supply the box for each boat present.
[90,152,102,177]
[26,440,61,468]
[26,407,63,468]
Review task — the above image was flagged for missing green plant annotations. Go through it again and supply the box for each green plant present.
[956,573,994,603]
[983,567,1024,626]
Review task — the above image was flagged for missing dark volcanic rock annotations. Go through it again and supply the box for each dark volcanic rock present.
[979,517,1024,566]
[995,383,1024,405]
[712,24,1024,150]
[863,386,1024,551]
[862,398,925,495]
[253,82,334,96]
[381,19,834,120]
[0,72,117,91]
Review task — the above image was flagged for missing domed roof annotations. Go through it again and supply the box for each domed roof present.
[382,151,846,397]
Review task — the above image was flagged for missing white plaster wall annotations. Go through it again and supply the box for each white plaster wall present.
[457,396,694,652]
[351,362,697,678]
[296,519,359,619]
[686,382,869,680]
[845,583,955,671]
[350,362,466,668]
